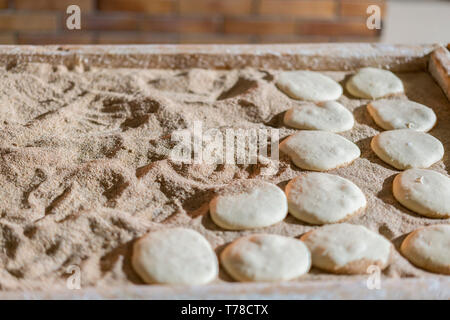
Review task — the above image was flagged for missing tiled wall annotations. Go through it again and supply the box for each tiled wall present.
[0,0,385,44]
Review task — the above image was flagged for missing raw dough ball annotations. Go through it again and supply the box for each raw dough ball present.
[301,223,392,274]
[221,234,311,282]
[284,101,354,132]
[367,99,436,132]
[132,228,218,285]
[346,67,404,99]
[286,172,366,225]
[276,71,343,101]
[393,169,450,218]
[371,129,444,170]
[280,130,360,171]
[401,224,450,275]
[209,181,288,230]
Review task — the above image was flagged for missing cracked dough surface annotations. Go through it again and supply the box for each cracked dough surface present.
[301,223,392,274]
[286,172,367,225]
[393,169,450,218]
[401,224,450,275]
[284,101,354,132]
[367,99,436,132]
[280,130,360,171]
[371,129,444,170]
[346,67,404,99]
[276,71,342,101]
[132,228,218,285]
[209,181,288,230]
[221,234,311,282]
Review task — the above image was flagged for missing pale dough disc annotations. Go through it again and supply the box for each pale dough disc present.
[301,223,392,274]
[286,172,367,225]
[401,224,450,275]
[284,101,354,132]
[393,169,450,218]
[276,71,343,101]
[132,228,218,285]
[346,67,404,99]
[367,99,436,132]
[209,181,288,230]
[221,234,311,282]
[371,129,444,170]
[279,130,360,171]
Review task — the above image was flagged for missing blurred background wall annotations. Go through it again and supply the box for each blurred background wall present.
[0,0,384,44]
[0,0,447,45]
[382,0,450,44]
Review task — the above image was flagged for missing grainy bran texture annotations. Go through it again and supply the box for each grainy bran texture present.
[0,62,449,291]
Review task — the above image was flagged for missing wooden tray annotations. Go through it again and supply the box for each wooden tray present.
[0,44,449,300]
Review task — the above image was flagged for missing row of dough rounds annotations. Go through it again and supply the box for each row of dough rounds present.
[132,170,449,284]
[279,68,436,132]
[279,69,443,171]
[280,129,444,174]
[131,67,449,285]
[132,224,450,285]
[209,169,450,228]
[278,130,448,219]
[277,68,448,219]
[209,178,366,227]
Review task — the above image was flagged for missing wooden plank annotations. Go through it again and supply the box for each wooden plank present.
[0,43,447,299]
[429,46,450,101]
[1,277,448,299]
[0,44,439,71]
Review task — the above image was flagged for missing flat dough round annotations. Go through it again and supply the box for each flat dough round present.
[132,228,218,285]
[346,67,404,99]
[301,223,392,274]
[284,101,354,132]
[367,99,436,132]
[393,169,450,218]
[221,234,311,282]
[286,173,366,225]
[371,129,444,170]
[276,71,343,101]
[209,181,288,230]
[401,224,450,275]
[280,130,360,171]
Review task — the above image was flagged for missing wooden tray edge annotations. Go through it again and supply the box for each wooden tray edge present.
[429,46,450,101]
[0,43,448,299]
[0,43,439,72]
[1,277,448,300]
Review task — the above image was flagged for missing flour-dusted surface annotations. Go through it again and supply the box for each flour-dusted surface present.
[0,61,449,294]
